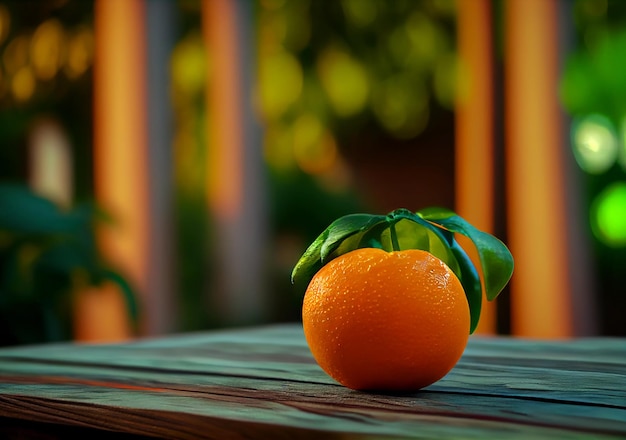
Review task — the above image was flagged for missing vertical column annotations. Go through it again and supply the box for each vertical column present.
[455,0,496,334]
[505,0,572,337]
[79,0,148,341]
[203,0,268,325]
[146,0,177,335]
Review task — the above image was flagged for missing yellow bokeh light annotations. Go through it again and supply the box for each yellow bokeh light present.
[257,49,303,120]
[171,32,207,98]
[65,26,94,79]
[292,113,337,175]
[31,19,65,80]
[317,47,369,118]
[571,114,618,174]
[12,66,36,102]
[3,35,30,75]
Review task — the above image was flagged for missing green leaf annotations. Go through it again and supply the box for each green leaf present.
[290,213,385,287]
[320,214,385,262]
[356,220,389,249]
[392,218,430,250]
[383,216,461,276]
[448,240,482,333]
[419,220,461,276]
[416,206,456,222]
[334,228,378,256]
[290,230,327,288]
[418,207,514,301]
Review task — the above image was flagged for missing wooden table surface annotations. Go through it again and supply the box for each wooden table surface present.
[0,324,624,439]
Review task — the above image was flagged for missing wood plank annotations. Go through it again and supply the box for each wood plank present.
[1,369,624,437]
[0,324,624,439]
[1,384,620,440]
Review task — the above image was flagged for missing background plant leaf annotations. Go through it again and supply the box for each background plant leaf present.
[0,184,88,234]
[99,269,140,333]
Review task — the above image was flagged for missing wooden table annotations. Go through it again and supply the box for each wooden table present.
[0,324,624,439]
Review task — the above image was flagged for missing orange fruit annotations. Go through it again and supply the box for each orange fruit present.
[302,247,470,391]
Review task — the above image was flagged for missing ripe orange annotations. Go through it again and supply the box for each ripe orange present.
[302,247,470,391]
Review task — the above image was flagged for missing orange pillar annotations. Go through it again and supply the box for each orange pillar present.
[77,0,148,341]
[203,0,243,220]
[455,0,497,335]
[203,0,268,325]
[505,0,572,338]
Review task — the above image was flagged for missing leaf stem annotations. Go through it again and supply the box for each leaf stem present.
[390,222,401,251]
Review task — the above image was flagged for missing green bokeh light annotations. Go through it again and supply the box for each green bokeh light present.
[591,182,626,247]
[571,114,618,174]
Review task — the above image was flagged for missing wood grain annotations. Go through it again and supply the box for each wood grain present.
[0,324,624,439]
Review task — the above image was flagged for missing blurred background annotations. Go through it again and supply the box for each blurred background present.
[0,0,625,346]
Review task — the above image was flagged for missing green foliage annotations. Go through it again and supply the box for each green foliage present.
[291,208,514,334]
[560,28,626,122]
[0,184,138,345]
